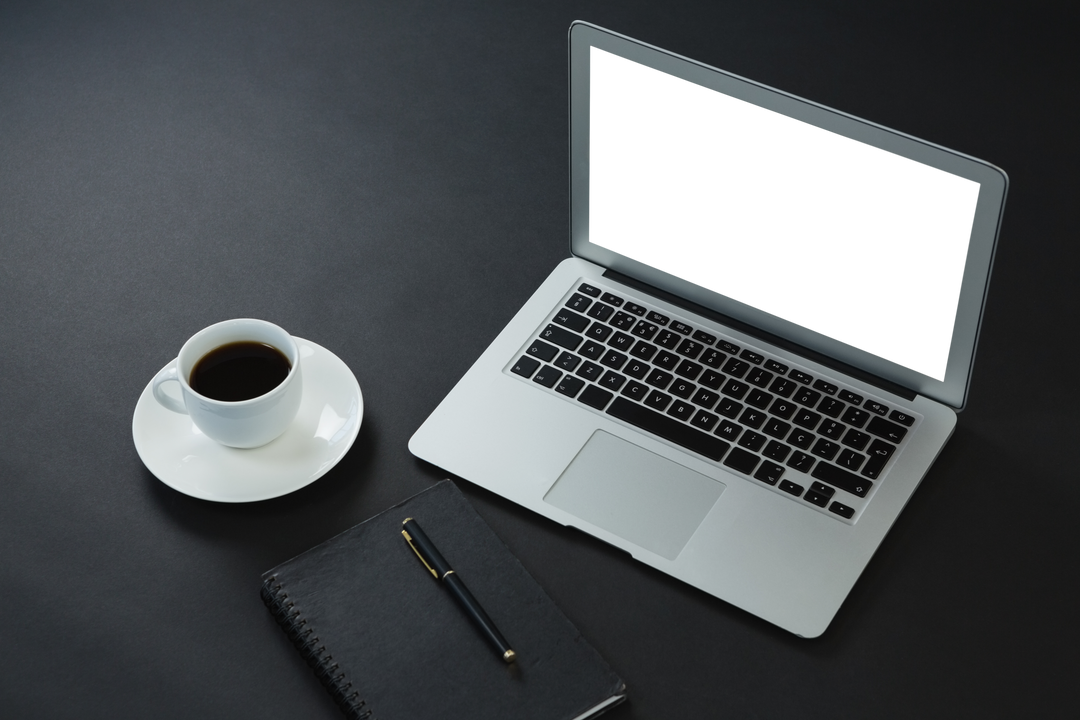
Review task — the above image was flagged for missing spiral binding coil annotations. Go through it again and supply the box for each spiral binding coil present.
[261,577,373,719]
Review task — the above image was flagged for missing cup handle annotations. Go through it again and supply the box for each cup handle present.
[152,360,188,414]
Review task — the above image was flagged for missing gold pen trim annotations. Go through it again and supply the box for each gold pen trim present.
[401,527,439,579]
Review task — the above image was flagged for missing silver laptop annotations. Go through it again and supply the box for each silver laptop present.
[410,21,1007,637]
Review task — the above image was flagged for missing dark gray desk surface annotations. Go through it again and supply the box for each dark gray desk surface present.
[2,1,1076,718]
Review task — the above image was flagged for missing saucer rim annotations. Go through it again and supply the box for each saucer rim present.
[132,337,362,503]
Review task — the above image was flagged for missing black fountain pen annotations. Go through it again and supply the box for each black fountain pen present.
[402,518,517,664]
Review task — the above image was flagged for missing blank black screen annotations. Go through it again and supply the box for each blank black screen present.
[596,50,976,377]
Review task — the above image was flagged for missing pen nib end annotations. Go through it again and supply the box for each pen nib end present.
[503,649,517,664]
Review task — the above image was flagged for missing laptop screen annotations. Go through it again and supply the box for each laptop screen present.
[587,46,979,383]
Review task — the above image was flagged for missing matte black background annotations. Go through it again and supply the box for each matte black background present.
[1,1,1076,718]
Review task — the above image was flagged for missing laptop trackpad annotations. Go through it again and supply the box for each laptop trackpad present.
[543,430,725,560]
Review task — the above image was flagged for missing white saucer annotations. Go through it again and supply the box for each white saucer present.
[133,337,363,502]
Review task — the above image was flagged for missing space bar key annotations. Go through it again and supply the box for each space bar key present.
[606,397,730,462]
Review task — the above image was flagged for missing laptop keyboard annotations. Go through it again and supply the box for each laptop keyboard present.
[506,281,921,524]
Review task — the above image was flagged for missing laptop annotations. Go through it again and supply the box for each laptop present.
[410,21,1007,637]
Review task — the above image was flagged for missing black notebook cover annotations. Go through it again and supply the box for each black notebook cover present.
[261,480,626,720]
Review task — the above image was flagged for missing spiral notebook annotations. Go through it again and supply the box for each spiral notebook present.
[260,480,626,720]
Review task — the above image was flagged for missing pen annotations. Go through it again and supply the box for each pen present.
[401,517,517,664]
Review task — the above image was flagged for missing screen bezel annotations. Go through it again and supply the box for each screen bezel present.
[568,21,1007,410]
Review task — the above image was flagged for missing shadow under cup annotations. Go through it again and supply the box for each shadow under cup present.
[167,319,303,448]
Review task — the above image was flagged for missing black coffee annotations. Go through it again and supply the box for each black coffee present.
[190,341,291,402]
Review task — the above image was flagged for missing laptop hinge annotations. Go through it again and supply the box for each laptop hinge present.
[603,269,918,402]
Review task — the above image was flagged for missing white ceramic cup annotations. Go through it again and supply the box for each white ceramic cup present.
[151,319,303,448]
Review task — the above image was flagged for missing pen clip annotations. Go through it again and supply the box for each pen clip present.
[402,519,439,579]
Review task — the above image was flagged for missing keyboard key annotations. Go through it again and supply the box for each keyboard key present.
[631,320,659,340]
[584,322,613,343]
[586,302,614,321]
[755,461,784,485]
[738,431,766,452]
[764,359,789,374]
[554,352,581,372]
[599,349,627,370]
[813,379,838,395]
[576,361,603,382]
[836,449,865,471]
[722,358,750,378]
[608,331,635,351]
[691,388,719,409]
[629,340,658,361]
[645,390,671,411]
[793,387,822,407]
[739,350,764,364]
[763,418,791,439]
[555,375,584,398]
[675,359,704,380]
[715,420,741,441]
[841,428,871,451]
[829,501,855,519]
[692,330,717,345]
[793,409,821,430]
[670,321,693,335]
[809,482,835,499]
[624,302,648,316]
[769,398,797,419]
[511,356,540,378]
[746,368,774,388]
[677,338,704,359]
[804,489,830,507]
[577,283,601,297]
[745,388,772,410]
[739,408,766,429]
[790,370,813,384]
[606,398,731,461]
[867,416,908,444]
[700,349,726,368]
[763,441,790,463]
[532,365,561,388]
[889,410,916,426]
[769,377,797,398]
[600,292,623,307]
[599,370,626,391]
[580,340,605,360]
[811,438,840,461]
[578,385,612,410]
[690,409,719,432]
[527,338,559,361]
[645,368,674,389]
[565,293,592,312]
[839,390,864,405]
[812,463,872,497]
[654,350,680,370]
[819,420,846,440]
[621,380,649,402]
[723,447,759,475]
[609,311,637,330]
[779,480,804,497]
[721,379,749,400]
[862,439,896,479]
[553,308,589,332]
[670,379,696,399]
[623,359,649,379]
[818,397,844,418]
[699,370,724,390]
[718,341,740,355]
[787,451,815,473]
[655,330,681,349]
[647,311,669,325]
[788,429,815,449]
[716,397,742,419]
[864,400,889,415]
[841,406,870,428]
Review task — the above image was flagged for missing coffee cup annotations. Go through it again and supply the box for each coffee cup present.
[152,319,303,448]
